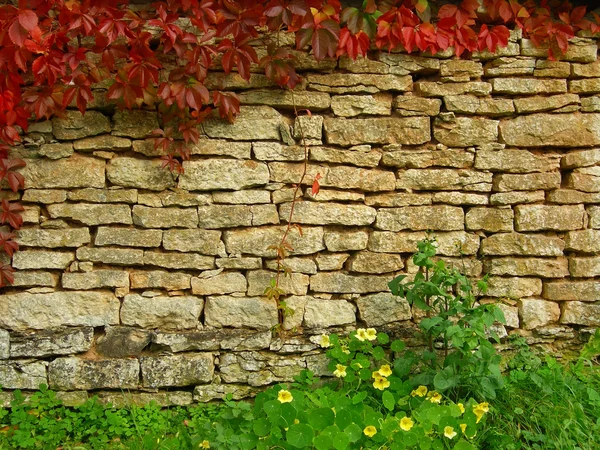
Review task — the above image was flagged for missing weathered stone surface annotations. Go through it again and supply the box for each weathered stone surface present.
[513,94,580,113]
[265,257,317,274]
[339,55,389,74]
[547,189,600,204]
[67,188,137,203]
[534,60,571,77]
[10,328,93,358]
[22,189,67,204]
[521,38,597,62]
[130,270,191,290]
[224,226,324,257]
[132,206,198,228]
[13,250,74,269]
[253,142,304,161]
[179,159,269,191]
[415,82,491,97]
[368,231,479,256]
[434,117,499,147]
[53,111,111,139]
[543,281,600,301]
[112,110,159,138]
[444,95,514,116]
[73,135,131,151]
[491,78,566,95]
[324,117,430,146]
[348,251,404,274]
[121,294,203,329]
[481,233,565,256]
[12,271,58,287]
[515,205,585,231]
[141,353,213,388]
[393,96,441,116]
[561,302,600,326]
[580,96,600,112]
[485,258,569,278]
[162,229,221,254]
[590,206,600,228]
[153,329,271,353]
[107,158,175,190]
[293,115,323,142]
[198,205,278,228]
[490,191,545,205]
[247,270,308,296]
[440,59,483,77]
[303,299,356,328]
[310,273,390,293]
[310,147,382,168]
[49,358,139,390]
[219,351,309,386]
[432,192,488,205]
[562,149,600,168]
[486,277,542,298]
[39,143,74,159]
[379,53,440,74]
[519,299,560,330]
[383,149,473,169]
[316,253,350,271]
[307,73,412,93]
[217,257,262,270]
[213,190,270,204]
[194,384,259,403]
[279,202,376,226]
[565,230,600,253]
[569,257,600,277]
[63,270,129,290]
[493,172,562,192]
[20,156,105,188]
[476,150,560,173]
[376,205,464,231]
[144,252,215,270]
[47,203,132,225]
[202,106,285,141]
[189,139,252,158]
[572,61,600,77]
[96,327,152,358]
[324,230,368,251]
[356,293,412,326]
[331,94,392,117]
[204,296,278,330]
[0,292,119,330]
[77,247,144,265]
[97,391,193,407]
[366,192,432,207]
[500,114,600,147]
[0,330,8,359]
[397,169,492,191]
[95,227,162,247]
[566,167,600,193]
[0,361,47,389]
[205,72,274,90]
[17,228,90,248]
[466,207,514,232]
[569,78,600,94]
[473,42,520,59]
[240,89,330,111]
[484,57,535,76]
[192,272,247,295]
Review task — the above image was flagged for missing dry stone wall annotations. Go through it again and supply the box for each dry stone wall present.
[1,31,600,406]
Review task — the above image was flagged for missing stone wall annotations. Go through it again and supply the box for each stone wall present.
[1,31,600,406]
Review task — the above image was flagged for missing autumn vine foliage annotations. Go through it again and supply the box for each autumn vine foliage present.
[0,0,599,287]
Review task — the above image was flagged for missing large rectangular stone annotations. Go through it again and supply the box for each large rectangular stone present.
[324,117,430,146]
[310,273,390,293]
[521,38,597,62]
[49,357,139,390]
[10,328,94,358]
[77,247,144,265]
[179,159,270,191]
[561,149,600,169]
[67,188,137,203]
[564,229,600,253]
[141,354,214,388]
[62,270,130,289]
[500,114,600,147]
[513,94,580,114]
[543,281,600,301]
[486,277,542,298]
[415,82,491,97]
[95,227,162,247]
[515,205,585,231]
[382,149,473,169]
[444,95,514,116]
[52,111,111,139]
[465,207,514,232]
[132,206,198,228]
[331,94,392,117]
[0,361,47,390]
[481,233,565,256]
[368,231,480,256]
[198,205,278,228]
[493,172,562,192]
[107,158,176,191]
[307,73,412,94]
[569,257,600,277]
[376,206,464,231]
[223,226,324,257]
[246,270,308,296]
[192,272,247,296]
[561,302,600,326]
[20,156,105,188]
[484,258,569,278]
[11,271,58,287]
[162,229,222,254]
[396,169,492,192]
[491,78,566,95]
[47,203,132,225]
[310,147,382,168]
[12,250,74,269]
[278,202,376,226]
[239,89,330,110]
[121,294,203,329]
[202,106,284,140]
[144,252,215,270]
[204,296,278,330]
[475,150,560,173]
[130,270,191,290]
[433,117,498,147]
[16,228,91,248]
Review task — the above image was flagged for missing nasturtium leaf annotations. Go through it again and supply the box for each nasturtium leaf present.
[372,346,385,360]
[279,402,297,428]
[334,409,352,430]
[382,390,395,411]
[313,433,332,450]
[239,433,258,450]
[352,391,367,404]
[263,400,281,419]
[453,440,478,450]
[333,431,350,450]
[377,332,389,344]
[252,418,270,437]
[344,423,362,443]
[391,340,406,352]
[286,423,314,448]
[308,407,335,429]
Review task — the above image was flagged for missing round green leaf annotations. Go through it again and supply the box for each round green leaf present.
[333,431,350,450]
[263,400,281,419]
[313,433,332,450]
[252,418,270,437]
[286,424,314,449]
[377,332,389,344]
[344,423,362,443]
[352,392,367,405]
[391,340,406,352]
[239,433,258,450]
[372,346,386,361]
[382,390,395,411]
[308,407,335,430]
[335,409,352,430]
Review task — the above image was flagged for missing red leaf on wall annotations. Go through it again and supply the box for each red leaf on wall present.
[0,232,18,257]
[0,264,15,287]
[0,199,24,230]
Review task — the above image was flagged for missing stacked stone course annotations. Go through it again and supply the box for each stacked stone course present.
[1,32,600,406]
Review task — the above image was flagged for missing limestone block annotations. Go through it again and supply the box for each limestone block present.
[534,60,570,77]
[324,116,430,146]
[561,149,600,168]
[204,296,278,330]
[473,42,520,59]
[47,203,132,225]
[121,294,203,329]
[324,230,368,251]
[265,257,317,274]
[202,106,285,141]
[252,142,304,161]
[132,205,198,228]
[486,277,542,298]
[432,192,489,205]
[97,391,192,407]
[13,250,74,269]
[348,251,404,274]
[239,89,330,110]
[500,114,600,147]
[95,227,161,247]
[397,169,492,192]
[20,155,105,188]
[22,189,67,204]
[465,207,513,232]
[444,95,514,116]
[279,202,376,226]
[356,293,411,327]
[0,361,47,389]
[493,172,562,192]
[475,150,560,173]
[9,328,93,358]
[0,291,120,330]
[130,270,191,290]
[481,233,565,256]
[303,299,356,328]
[590,206,600,228]
[52,111,110,139]
[16,228,90,248]
[331,94,392,117]
[566,167,600,193]
[152,329,271,353]
[219,351,308,386]
[484,57,535,76]
[543,281,600,301]
[310,147,381,168]
[49,358,139,390]
[141,354,214,388]
[205,72,274,90]
[188,139,251,159]
[77,247,144,265]
[316,253,350,271]
[433,117,499,147]
[547,190,600,204]
[569,78,600,94]
[107,158,175,190]
[393,96,441,116]
[0,330,8,359]
[194,384,259,403]
[582,96,600,112]
[162,229,221,254]
[513,94,580,114]
[378,53,440,74]
[38,143,74,159]
[520,38,597,62]
[515,205,585,231]
[96,327,152,358]
[112,110,159,138]
[310,273,390,293]
[293,115,323,142]
[485,258,569,278]
[67,188,138,203]
[414,82,491,97]
[179,159,269,191]
[247,270,308,296]
[339,55,389,74]
[73,135,131,151]
[491,78,566,95]
[62,270,129,290]
[440,59,483,77]
[197,205,278,228]
[366,192,432,207]
[572,61,600,77]
[368,231,479,255]
[376,205,464,231]
[383,149,473,169]
[307,73,412,94]
[192,272,247,296]
[326,166,396,191]
[490,191,545,205]
[11,271,58,287]
[569,257,600,277]
[224,226,324,257]
[212,190,270,204]
[561,302,600,326]
[144,252,215,270]
[216,257,262,270]
[519,299,560,330]
[565,230,600,253]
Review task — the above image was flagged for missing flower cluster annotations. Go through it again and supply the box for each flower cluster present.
[473,401,490,423]
[355,328,377,342]
[372,364,392,390]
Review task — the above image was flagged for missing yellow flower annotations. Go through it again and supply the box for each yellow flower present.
[411,385,428,397]
[399,417,414,431]
[373,375,390,390]
[333,364,347,378]
[319,334,331,348]
[378,364,392,377]
[356,328,367,341]
[363,426,377,437]
[200,440,210,449]
[457,403,465,414]
[473,402,489,423]
[427,391,442,404]
[372,370,381,378]
[477,402,490,413]
[365,328,378,341]
[444,426,457,439]
[460,423,467,434]
[277,389,293,403]
[341,345,350,355]
[294,419,300,425]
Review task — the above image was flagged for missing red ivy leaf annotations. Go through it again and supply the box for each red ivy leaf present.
[0,199,24,230]
[18,9,38,31]
[0,264,15,287]
[0,231,18,257]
